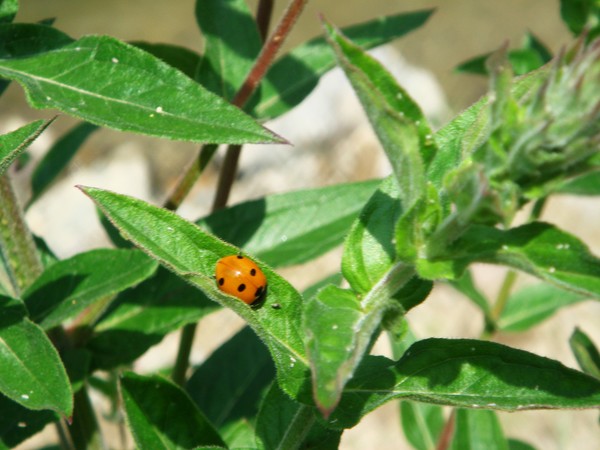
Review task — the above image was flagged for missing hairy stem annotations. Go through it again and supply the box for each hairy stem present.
[172,0,308,386]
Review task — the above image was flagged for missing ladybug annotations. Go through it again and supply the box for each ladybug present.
[215,255,267,305]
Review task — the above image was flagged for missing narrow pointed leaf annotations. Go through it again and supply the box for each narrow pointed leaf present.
[186,326,274,436]
[399,401,444,450]
[200,179,380,267]
[195,0,261,100]
[252,10,434,120]
[256,383,341,450]
[0,119,53,176]
[328,338,600,428]
[570,328,600,379]
[324,20,430,210]
[0,24,279,144]
[80,186,310,399]
[498,283,586,332]
[88,267,218,370]
[0,296,72,416]
[448,222,600,298]
[450,409,508,450]
[0,394,58,449]
[342,176,401,294]
[23,248,158,330]
[28,121,98,207]
[120,372,225,449]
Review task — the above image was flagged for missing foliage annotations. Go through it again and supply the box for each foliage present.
[0,0,599,449]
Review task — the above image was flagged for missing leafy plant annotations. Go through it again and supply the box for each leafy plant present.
[1,0,599,449]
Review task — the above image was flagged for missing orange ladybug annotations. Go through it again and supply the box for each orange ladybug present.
[215,255,267,305]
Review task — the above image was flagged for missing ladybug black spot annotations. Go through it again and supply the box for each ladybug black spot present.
[237,283,247,293]
[236,255,243,259]
[218,278,225,286]
[250,268,256,276]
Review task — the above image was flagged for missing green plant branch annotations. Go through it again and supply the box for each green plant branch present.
[171,0,308,386]
[0,174,43,296]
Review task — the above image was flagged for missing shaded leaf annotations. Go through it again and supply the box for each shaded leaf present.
[328,338,600,428]
[498,283,586,332]
[120,372,225,449]
[557,170,600,195]
[28,121,98,207]
[80,186,310,400]
[200,179,380,267]
[0,119,53,176]
[0,394,58,449]
[399,401,444,450]
[560,0,600,38]
[252,10,434,120]
[570,327,600,379]
[256,383,341,450]
[0,24,279,144]
[195,0,261,100]
[0,296,72,416]
[23,248,158,330]
[449,409,508,450]
[89,266,218,370]
[186,326,274,445]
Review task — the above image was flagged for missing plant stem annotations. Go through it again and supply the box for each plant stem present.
[490,269,517,322]
[436,409,455,450]
[163,144,218,211]
[0,174,43,296]
[172,0,308,385]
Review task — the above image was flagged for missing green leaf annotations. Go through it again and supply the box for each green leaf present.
[252,10,434,120]
[557,170,600,195]
[200,179,380,267]
[447,222,600,298]
[324,20,432,211]
[0,0,18,23]
[570,327,600,379]
[305,264,416,414]
[88,267,218,370]
[456,32,552,77]
[427,67,548,190]
[195,0,261,100]
[120,372,225,449]
[449,409,508,450]
[131,42,201,80]
[508,439,537,450]
[23,248,158,330]
[28,121,98,207]
[328,338,600,428]
[186,326,274,446]
[399,401,444,450]
[0,394,58,449]
[255,383,341,450]
[448,269,491,315]
[560,0,600,37]
[0,119,53,176]
[0,296,72,416]
[80,186,310,399]
[498,283,586,332]
[0,24,280,144]
[342,176,401,294]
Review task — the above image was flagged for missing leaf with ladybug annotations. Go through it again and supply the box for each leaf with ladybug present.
[79,186,311,401]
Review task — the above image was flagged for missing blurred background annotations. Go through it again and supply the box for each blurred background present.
[5,1,599,449]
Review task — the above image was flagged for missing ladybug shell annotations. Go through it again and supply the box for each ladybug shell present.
[215,255,267,305]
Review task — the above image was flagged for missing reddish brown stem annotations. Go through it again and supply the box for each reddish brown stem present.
[436,409,456,450]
